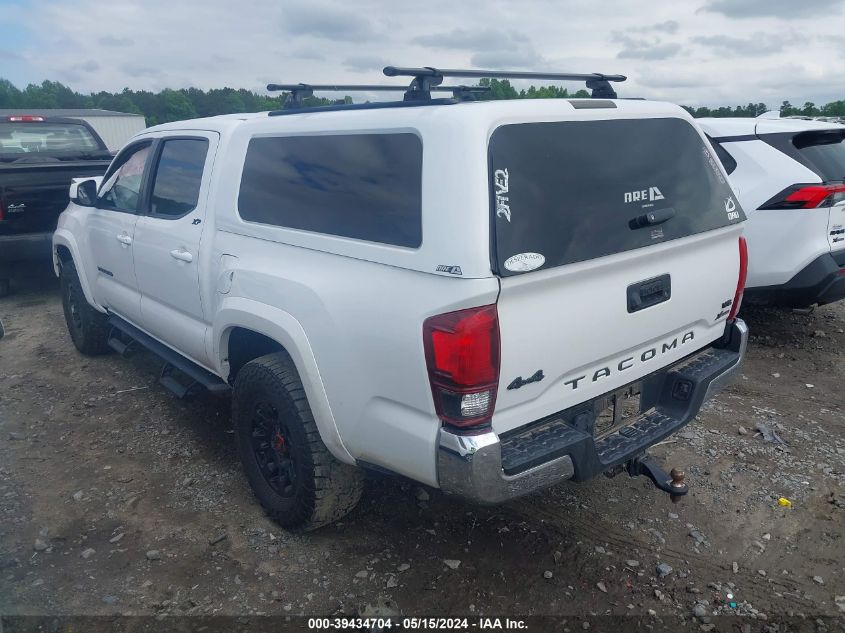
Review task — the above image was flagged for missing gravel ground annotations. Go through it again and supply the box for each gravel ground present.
[1,267,844,630]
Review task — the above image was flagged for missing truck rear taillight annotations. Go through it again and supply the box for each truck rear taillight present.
[7,115,45,122]
[761,183,845,209]
[728,236,748,321]
[423,305,500,429]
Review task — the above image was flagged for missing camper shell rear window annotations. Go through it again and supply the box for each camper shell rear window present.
[489,117,745,276]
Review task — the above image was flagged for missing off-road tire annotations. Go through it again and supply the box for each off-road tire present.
[232,352,364,532]
[60,261,112,356]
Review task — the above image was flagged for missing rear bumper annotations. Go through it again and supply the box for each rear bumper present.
[0,232,53,266]
[437,319,748,504]
[745,251,845,307]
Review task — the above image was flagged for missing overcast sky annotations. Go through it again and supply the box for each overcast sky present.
[2,0,843,108]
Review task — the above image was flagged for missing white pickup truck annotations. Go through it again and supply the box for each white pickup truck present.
[53,71,749,531]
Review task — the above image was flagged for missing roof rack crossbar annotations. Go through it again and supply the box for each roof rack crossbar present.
[267,83,491,108]
[383,66,627,99]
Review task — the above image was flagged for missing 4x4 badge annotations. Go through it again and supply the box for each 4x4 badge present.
[507,369,545,390]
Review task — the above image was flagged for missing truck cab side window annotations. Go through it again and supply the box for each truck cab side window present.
[98,143,152,212]
[149,138,209,218]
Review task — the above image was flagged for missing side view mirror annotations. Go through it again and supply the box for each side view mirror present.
[69,178,101,207]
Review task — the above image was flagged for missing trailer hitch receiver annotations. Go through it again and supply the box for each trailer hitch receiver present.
[626,454,688,503]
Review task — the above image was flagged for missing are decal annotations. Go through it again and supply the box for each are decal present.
[504,252,545,273]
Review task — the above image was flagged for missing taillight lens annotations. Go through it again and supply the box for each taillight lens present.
[423,304,500,428]
[7,115,45,122]
[761,183,845,209]
[728,236,748,321]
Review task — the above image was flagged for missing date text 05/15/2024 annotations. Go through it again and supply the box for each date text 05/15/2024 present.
[307,618,528,630]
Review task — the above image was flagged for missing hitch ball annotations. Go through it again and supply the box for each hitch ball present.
[669,468,686,503]
[670,468,685,489]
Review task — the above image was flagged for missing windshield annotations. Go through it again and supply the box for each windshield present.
[0,121,102,156]
[489,117,745,276]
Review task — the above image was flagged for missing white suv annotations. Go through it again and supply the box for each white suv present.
[52,70,748,530]
[698,116,845,307]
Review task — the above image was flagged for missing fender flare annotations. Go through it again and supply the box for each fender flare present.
[52,229,101,310]
[214,297,354,465]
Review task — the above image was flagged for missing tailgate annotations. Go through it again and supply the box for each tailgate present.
[0,161,110,235]
[488,116,745,434]
[494,227,741,433]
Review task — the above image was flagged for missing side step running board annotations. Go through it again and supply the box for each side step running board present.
[107,316,230,398]
[108,331,138,356]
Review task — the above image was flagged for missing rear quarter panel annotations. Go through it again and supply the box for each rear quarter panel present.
[211,232,499,486]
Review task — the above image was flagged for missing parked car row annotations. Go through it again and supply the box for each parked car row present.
[700,116,845,307]
[2,67,842,531]
[0,115,114,297]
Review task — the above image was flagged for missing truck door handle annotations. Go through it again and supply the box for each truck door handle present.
[116,233,132,246]
[170,248,193,263]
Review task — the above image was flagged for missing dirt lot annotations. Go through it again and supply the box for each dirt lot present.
[1,268,844,629]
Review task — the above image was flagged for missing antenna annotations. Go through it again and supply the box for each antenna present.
[383,66,627,99]
[267,83,491,109]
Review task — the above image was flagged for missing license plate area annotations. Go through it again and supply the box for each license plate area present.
[593,384,643,440]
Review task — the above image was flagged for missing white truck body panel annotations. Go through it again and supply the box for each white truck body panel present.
[55,98,746,491]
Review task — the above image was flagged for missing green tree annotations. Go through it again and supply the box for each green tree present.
[780,100,797,116]
[0,76,842,124]
[821,100,845,117]
[0,79,22,108]
[478,78,519,100]
[801,102,820,117]
[157,89,197,123]
[91,91,142,115]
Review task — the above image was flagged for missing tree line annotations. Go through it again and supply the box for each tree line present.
[1,77,843,125]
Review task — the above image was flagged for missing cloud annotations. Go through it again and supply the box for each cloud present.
[653,20,680,34]
[471,48,542,69]
[414,28,542,68]
[414,28,527,51]
[293,48,326,61]
[0,48,23,61]
[98,36,133,47]
[282,4,376,41]
[72,60,100,73]
[630,20,680,34]
[637,71,716,90]
[122,64,161,78]
[613,33,682,60]
[344,55,389,72]
[5,0,844,109]
[617,42,682,60]
[700,0,842,18]
[692,33,784,56]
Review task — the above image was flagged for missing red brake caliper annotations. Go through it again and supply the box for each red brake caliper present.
[273,432,288,454]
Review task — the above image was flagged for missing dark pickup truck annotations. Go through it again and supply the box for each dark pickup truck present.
[0,115,113,296]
